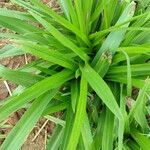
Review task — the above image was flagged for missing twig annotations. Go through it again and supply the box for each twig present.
[24,53,28,64]
[3,80,12,96]
[44,128,47,149]
[32,120,49,142]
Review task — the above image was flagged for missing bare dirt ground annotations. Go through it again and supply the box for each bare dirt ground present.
[0,0,58,149]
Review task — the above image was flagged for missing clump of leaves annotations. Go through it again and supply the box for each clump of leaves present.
[0,0,150,149]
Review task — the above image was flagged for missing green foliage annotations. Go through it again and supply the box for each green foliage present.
[0,0,150,149]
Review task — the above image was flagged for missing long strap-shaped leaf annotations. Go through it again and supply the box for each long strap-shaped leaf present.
[11,0,48,18]
[29,11,89,62]
[74,0,85,34]
[0,33,50,46]
[42,100,69,116]
[71,79,79,112]
[107,63,150,77]
[16,0,90,46]
[131,128,150,150]
[129,79,150,121]
[118,46,150,54]
[81,113,93,150]
[0,69,74,122]
[90,109,106,150]
[46,125,64,150]
[0,90,57,150]
[0,16,42,34]
[92,1,136,66]
[0,44,24,59]
[0,8,34,21]
[67,75,88,150]
[90,0,109,23]
[18,41,77,70]
[60,107,74,150]
[0,65,43,87]
[102,108,114,150]
[107,76,150,92]
[57,0,70,20]
[82,64,122,119]
[62,0,79,27]
[82,64,124,150]
[82,0,93,34]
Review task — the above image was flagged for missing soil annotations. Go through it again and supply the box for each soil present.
[0,0,58,149]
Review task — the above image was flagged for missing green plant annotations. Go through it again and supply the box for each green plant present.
[0,0,150,149]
